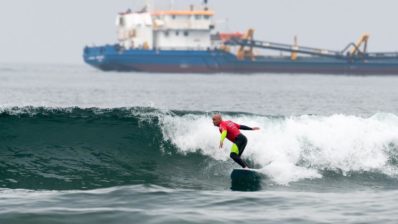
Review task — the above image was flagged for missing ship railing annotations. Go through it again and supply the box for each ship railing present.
[364,52,398,59]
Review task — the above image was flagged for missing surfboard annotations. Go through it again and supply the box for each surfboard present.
[230,168,263,191]
[231,168,262,180]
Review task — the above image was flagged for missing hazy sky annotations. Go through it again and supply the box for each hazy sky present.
[1,0,398,64]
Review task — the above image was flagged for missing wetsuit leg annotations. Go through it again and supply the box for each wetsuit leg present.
[230,152,248,168]
[235,134,248,157]
[230,134,249,168]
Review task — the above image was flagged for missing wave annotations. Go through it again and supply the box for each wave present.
[1,107,398,190]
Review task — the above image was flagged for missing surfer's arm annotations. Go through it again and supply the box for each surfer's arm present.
[239,125,260,131]
[219,130,227,148]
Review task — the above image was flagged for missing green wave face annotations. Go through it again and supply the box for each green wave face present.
[0,107,232,190]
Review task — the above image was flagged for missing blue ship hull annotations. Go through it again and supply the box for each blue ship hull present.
[83,45,398,74]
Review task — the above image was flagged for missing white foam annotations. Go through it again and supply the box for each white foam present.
[160,113,398,185]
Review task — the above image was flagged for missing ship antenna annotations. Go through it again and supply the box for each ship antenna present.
[203,0,209,10]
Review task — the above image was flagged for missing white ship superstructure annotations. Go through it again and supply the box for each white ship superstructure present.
[115,3,214,50]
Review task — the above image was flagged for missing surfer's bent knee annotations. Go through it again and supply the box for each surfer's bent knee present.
[230,144,240,155]
[230,152,238,159]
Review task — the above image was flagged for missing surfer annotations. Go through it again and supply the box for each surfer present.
[212,114,260,168]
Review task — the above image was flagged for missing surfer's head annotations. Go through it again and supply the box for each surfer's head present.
[212,114,222,126]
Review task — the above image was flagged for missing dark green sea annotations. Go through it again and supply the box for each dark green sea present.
[1,64,398,223]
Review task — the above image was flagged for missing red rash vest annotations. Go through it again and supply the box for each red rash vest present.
[219,120,241,141]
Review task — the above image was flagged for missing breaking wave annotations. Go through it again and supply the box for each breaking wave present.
[1,107,398,190]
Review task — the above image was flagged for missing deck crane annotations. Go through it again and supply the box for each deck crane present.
[236,29,255,60]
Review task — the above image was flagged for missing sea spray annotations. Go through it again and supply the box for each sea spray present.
[161,112,398,184]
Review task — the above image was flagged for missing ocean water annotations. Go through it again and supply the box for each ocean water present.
[1,63,398,223]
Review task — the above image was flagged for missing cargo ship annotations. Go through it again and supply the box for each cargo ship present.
[83,1,398,74]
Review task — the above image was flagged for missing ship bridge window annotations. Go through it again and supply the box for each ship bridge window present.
[119,17,125,26]
[165,31,169,37]
[172,15,176,19]
[176,31,180,36]
[195,15,201,20]
[204,15,210,19]
[184,31,189,36]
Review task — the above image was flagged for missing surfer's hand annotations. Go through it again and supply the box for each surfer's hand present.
[219,141,223,149]
[252,127,260,130]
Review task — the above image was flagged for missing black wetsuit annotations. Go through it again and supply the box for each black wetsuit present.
[230,125,252,168]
